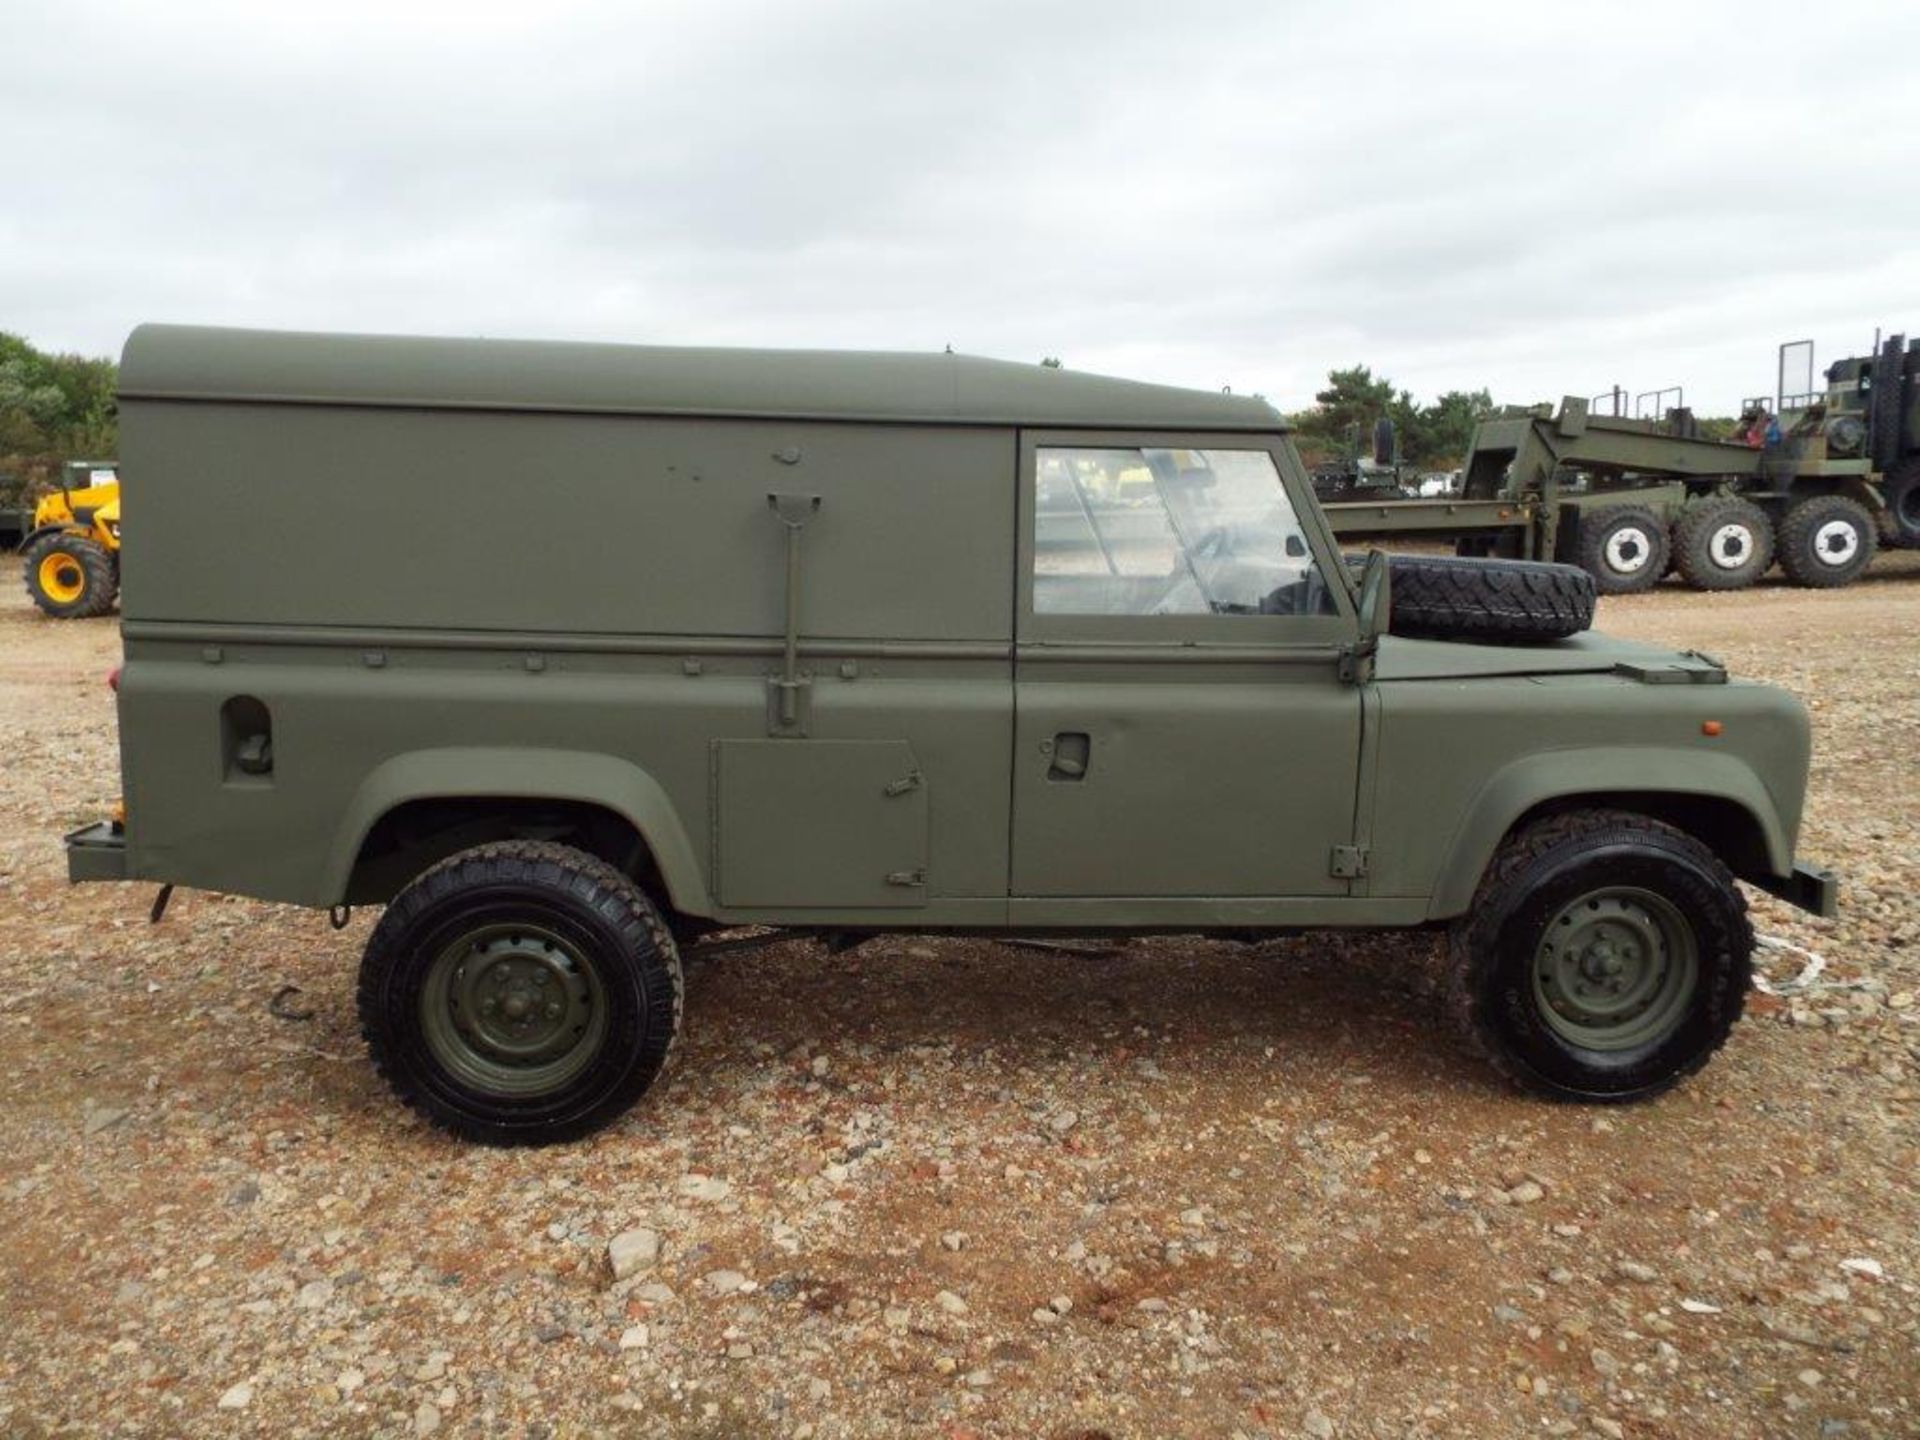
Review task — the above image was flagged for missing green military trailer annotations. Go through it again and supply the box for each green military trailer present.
[1327,330,1919,594]
[66,325,1834,1145]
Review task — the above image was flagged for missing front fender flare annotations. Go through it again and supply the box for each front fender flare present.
[19,523,97,552]
[1425,746,1791,920]
[322,747,709,913]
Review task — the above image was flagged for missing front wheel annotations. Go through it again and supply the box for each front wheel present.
[357,840,683,1145]
[1447,810,1751,1102]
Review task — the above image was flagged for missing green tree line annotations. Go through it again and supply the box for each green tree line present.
[0,332,118,501]
[1287,365,1496,471]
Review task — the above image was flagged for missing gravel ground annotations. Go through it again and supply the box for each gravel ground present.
[1,557,1916,1440]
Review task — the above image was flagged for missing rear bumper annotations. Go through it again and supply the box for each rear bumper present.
[66,821,128,883]
[1755,860,1838,919]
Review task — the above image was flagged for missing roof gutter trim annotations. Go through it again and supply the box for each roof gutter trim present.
[113,385,1288,432]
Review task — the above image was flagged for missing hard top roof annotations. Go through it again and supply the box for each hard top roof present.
[119,324,1284,432]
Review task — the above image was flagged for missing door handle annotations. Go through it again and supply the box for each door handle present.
[1047,731,1091,782]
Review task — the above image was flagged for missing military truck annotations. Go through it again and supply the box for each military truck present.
[64,325,1834,1146]
[1309,418,1417,504]
[1327,330,1919,594]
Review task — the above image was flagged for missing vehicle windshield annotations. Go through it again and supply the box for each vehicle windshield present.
[1034,446,1334,616]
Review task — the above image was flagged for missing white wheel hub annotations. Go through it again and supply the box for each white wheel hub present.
[1707,522,1754,569]
[1604,526,1655,574]
[1812,518,1861,566]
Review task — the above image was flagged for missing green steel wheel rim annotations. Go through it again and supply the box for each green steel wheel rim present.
[1531,886,1699,1053]
[419,923,608,1098]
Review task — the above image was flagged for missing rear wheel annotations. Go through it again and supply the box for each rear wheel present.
[1880,461,1920,549]
[358,840,683,1145]
[1447,810,1750,1102]
[1574,504,1669,595]
[23,532,118,618]
[1776,493,1876,588]
[1673,497,1774,590]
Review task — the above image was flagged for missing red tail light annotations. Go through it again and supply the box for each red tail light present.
[107,666,121,692]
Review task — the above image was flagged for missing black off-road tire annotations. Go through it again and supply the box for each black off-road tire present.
[1879,461,1920,549]
[1672,497,1774,590]
[1776,494,1877,588]
[1573,504,1670,595]
[1868,335,1905,473]
[1446,809,1751,1103]
[358,840,683,1146]
[1386,554,1594,643]
[22,531,118,618]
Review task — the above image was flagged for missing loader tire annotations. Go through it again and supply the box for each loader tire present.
[1673,498,1774,590]
[23,532,118,618]
[1777,494,1876,588]
[1385,553,1595,644]
[1574,504,1669,595]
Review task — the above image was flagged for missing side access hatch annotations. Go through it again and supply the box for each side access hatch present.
[712,739,929,909]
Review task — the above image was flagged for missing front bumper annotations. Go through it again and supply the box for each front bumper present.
[66,821,128,883]
[1755,860,1839,919]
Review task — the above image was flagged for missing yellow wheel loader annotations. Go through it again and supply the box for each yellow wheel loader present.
[21,461,119,618]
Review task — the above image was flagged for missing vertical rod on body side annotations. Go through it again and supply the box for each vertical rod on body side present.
[767,494,821,728]
[781,520,802,720]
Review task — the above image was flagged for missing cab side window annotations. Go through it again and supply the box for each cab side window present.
[1033,446,1334,617]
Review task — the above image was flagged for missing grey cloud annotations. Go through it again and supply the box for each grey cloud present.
[3,0,1916,414]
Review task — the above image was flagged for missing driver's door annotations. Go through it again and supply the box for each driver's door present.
[1011,431,1363,899]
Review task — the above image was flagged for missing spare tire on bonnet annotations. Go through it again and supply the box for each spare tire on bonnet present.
[1375,553,1595,643]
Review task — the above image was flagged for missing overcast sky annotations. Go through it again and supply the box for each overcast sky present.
[6,0,1918,414]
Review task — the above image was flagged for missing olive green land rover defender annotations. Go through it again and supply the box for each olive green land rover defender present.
[65,326,1836,1144]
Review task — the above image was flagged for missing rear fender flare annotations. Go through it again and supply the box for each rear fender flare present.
[322,747,709,913]
[1425,746,1790,919]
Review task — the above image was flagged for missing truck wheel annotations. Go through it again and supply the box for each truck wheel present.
[1880,462,1920,549]
[1574,505,1669,595]
[1386,554,1594,643]
[1447,810,1751,1103]
[1776,494,1877,588]
[1672,498,1774,590]
[357,840,683,1146]
[22,532,118,618]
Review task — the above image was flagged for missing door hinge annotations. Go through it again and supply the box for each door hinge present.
[1337,640,1377,685]
[885,867,927,888]
[1329,844,1369,879]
